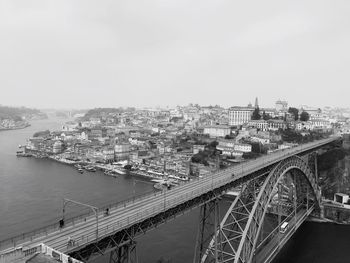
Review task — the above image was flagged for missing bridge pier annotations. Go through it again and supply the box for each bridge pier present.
[193,199,221,263]
[109,241,138,263]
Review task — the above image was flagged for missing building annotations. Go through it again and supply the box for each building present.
[89,128,103,140]
[267,120,287,130]
[114,143,131,161]
[203,125,231,138]
[296,120,331,131]
[234,143,252,152]
[102,148,115,163]
[228,107,255,126]
[300,106,322,119]
[193,144,206,154]
[52,140,64,154]
[248,120,268,131]
[275,100,288,112]
[250,136,270,144]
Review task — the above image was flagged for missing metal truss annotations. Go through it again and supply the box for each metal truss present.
[68,153,318,263]
[69,166,273,262]
[193,199,221,262]
[196,176,266,263]
[109,241,138,263]
[196,154,320,263]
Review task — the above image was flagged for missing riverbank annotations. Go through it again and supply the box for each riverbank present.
[307,216,336,223]
[0,123,30,131]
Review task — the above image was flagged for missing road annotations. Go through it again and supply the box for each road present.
[0,137,338,259]
[255,206,314,263]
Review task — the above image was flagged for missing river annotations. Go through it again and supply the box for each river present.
[0,118,350,263]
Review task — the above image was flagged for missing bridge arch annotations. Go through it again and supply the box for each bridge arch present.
[234,155,320,263]
[199,155,320,263]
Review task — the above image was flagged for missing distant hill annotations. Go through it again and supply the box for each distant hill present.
[82,107,126,120]
[0,105,48,120]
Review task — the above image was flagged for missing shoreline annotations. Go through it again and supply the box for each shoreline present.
[307,216,350,225]
[0,123,31,132]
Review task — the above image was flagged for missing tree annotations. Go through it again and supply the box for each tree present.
[251,107,261,120]
[288,107,299,121]
[262,111,271,120]
[300,111,310,121]
[33,130,50,137]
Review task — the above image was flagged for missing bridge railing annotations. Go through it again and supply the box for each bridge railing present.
[0,136,339,252]
[0,188,161,251]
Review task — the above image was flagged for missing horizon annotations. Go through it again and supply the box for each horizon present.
[0,100,347,112]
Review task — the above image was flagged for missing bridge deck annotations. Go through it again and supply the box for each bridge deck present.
[256,206,315,263]
[0,137,338,259]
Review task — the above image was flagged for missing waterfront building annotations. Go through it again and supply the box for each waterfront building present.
[228,106,255,126]
[52,140,64,154]
[102,148,115,163]
[114,143,131,161]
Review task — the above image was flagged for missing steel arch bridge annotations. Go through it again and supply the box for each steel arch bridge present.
[1,137,340,263]
[194,155,320,263]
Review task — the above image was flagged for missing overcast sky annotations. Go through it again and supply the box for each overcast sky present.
[0,1,349,109]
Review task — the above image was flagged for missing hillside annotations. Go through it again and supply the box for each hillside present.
[0,105,47,120]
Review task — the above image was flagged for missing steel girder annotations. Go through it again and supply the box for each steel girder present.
[198,176,267,263]
[109,241,138,263]
[199,155,320,263]
[193,199,222,262]
[69,166,273,262]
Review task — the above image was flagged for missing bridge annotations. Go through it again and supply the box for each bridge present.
[0,136,341,263]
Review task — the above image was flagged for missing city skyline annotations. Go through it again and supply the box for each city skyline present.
[1,1,350,109]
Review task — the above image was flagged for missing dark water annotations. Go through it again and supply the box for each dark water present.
[1,118,350,263]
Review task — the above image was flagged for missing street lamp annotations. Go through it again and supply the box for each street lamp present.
[62,198,99,240]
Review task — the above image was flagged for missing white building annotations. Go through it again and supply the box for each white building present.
[228,107,255,126]
[234,143,252,152]
[267,120,287,131]
[248,120,268,131]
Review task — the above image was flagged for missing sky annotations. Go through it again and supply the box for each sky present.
[0,0,350,109]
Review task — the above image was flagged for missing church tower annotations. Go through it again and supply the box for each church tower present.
[254,97,259,108]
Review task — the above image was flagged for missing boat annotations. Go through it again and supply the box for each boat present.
[16,151,32,157]
[74,164,83,169]
[113,167,126,175]
[78,168,84,174]
[85,166,96,172]
[104,170,117,177]
[104,170,112,175]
